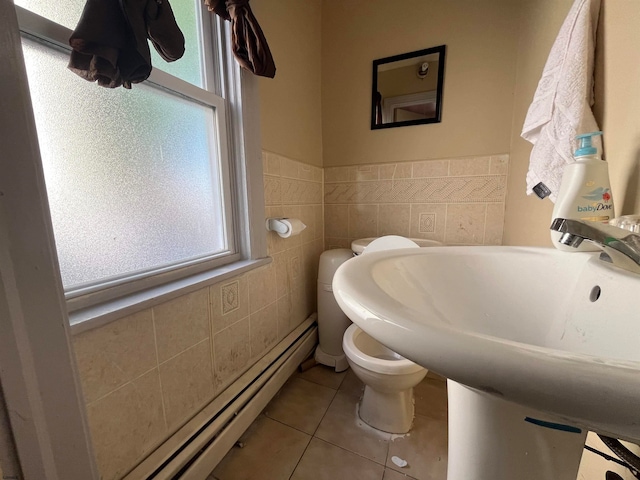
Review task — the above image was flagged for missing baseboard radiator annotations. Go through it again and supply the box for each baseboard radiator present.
[125,314,318,480]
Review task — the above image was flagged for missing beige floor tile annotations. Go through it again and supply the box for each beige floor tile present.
[212,415,310,480]
[296,364,348,390]
[264,377,336,434]
[315,390,390,464]
[426,370,446,382]
[414,377,447,421]
[291,438,385,480]
[386,414,448,480]
[338,368,365,398]
[383,468,418,480]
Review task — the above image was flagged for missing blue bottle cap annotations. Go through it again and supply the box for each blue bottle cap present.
[575,131,603,157]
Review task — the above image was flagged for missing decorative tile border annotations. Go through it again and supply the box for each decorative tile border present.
[324,154,509,182]
[263,151,323,207]
[323,154,509,247]
[324,176,507,204]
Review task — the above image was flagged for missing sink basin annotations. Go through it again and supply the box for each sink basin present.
[333,246,640,479]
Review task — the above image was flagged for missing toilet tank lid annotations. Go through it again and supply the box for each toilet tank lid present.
[351,237,443,254]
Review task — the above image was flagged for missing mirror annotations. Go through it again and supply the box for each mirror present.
[371,45,446,130]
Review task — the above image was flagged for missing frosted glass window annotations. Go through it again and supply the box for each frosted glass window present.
[149,0,204,87]
[14,0,85,30]
[22,38,226,291]
[15,0,204,87]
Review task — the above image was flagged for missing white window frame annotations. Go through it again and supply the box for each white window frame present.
[14,3,268,330]
[1,3,99,477]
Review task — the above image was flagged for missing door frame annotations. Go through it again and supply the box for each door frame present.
[0,2,98,478]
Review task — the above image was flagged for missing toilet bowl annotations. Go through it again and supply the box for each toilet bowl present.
[316,235,434,432]
[343,324,427,433]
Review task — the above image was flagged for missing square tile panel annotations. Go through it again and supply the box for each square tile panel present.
[212,317,250,390]
[212,415,310,480]
[386,414,448,480]
[444,203,487,245]
[414,377,448,421]
[153,288,209,363]
[338,368,365,398]
[210,274,249,334]
[291,438,385,480]
[159,340,215,430]
[315,391,390,464]
[86,369,166,480]
[296,364,347,390]
[378,204,411,238]
[409,204,446,242]
[221,281,239,315]
[264,377,335,435]
[73,309,156,404]
[418,213,436,233]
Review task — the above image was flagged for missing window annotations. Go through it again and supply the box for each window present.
[14,1,264,311]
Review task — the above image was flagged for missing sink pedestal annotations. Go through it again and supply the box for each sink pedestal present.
[447,381,587,480]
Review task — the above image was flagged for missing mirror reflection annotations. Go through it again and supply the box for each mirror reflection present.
[371,45,446,129]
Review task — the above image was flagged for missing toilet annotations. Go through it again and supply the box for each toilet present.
[350,236,442,255]
[343,323,427,433]
[316,235,441,433]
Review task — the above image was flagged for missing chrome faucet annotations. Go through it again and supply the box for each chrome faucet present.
[550,218,640,274]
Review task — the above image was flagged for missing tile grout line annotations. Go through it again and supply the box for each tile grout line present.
[287,430,314,480]
[305,371,392,470]
[309,385,338,438]
[151,308,169,429]
[219,366,446,480]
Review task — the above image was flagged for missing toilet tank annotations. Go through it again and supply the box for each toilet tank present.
[317,249,353,358]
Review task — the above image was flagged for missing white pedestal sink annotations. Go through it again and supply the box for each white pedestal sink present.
[332,246,640,480]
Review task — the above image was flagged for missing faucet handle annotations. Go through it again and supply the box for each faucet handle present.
[609,215,640,233]
[550,217,640,273]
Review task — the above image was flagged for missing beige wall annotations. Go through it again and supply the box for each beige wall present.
[504,0,640,247]
[252,0,323,167]
[321,0,520,166]
[503,0,572,247]
[596,1,640,216]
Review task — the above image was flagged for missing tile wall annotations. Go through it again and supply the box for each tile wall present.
[71,153,323,480]
[262,151,325,336]
[70,152,507,479]
[324,155,509,248]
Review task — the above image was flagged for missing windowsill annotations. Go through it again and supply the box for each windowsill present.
[69,257,272,335]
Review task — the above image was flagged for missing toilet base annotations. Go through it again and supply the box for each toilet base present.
[359,385,415,434]
[314,345,349,372]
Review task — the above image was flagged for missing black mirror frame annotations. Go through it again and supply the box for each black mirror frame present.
[371,45,446,130]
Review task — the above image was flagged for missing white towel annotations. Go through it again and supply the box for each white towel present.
[521,0,601,202]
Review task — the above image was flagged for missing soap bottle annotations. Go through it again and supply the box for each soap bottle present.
[550,131,614,252]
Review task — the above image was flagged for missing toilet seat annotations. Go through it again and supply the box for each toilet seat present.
[343,324,424,376]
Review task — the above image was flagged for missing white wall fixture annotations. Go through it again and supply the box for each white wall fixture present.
[265,217,306,238]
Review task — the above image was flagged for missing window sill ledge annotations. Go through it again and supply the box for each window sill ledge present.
[69,257,272,335]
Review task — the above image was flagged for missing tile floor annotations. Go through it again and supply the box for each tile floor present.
[209,364,448,480]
